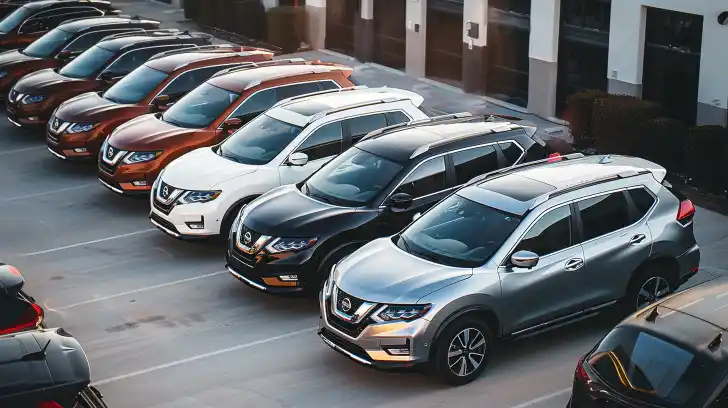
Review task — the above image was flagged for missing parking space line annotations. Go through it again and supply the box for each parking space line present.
[2,183,97,203]
[21,229,157,256]
[92,327,317,386]
[505,388,571,408]
[51,270,228,311]
[0,146,46,156]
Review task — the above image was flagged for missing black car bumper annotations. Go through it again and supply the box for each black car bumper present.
[225,247,316,294]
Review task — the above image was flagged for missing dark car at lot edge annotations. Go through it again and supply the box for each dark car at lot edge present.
[0,0,120,51]
[0,327,108,408]
[0,263,44,336]
[48,44,273,161]
[569,275,728,408]
[0,15,161,99]
[6,28,213,128]
[227,113,561,294]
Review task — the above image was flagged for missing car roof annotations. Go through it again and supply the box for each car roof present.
[207,62,351,93]
[26,0,111,10]
[458,154,666,216]
[96,31,210,52]
[145,47,273,73]
[58,16,158,33]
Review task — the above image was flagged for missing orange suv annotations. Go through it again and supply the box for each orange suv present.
[48,45,274,160]
[97,59,355,195]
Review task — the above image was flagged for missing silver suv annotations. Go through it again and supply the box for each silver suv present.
[318,153,700,385]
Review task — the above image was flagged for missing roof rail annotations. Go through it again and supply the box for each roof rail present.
[360,112,473,142]
[100,28,180,41]
[273,85,369,109]
[59,14,125,25]
[544,169,650,200]
[307,93,418,124]
[243,65,350,91]
[210,58,307,78]
[148,44,250,60]
[465,152,587,188]
[408,118,523,159]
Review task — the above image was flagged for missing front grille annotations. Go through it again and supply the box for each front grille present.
[326,298,373,338]
[150,213,178,234]
[153,198,175,215]
[336,288,365,313]
[320,328,372,363]
[47,131,59,144]
[232,245,256,268]
[237,224,262,248]
[99,159,116,175]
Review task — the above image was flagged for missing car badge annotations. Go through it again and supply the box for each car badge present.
[341,297,352,313]
[107,146,114,158]
[53,118,59,129]
[162,185,169,198]
[243,231,252,244]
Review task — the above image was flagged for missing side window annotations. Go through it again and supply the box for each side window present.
[105,46,181,75]
[578,192,632,242]
[394,156,447,198]
[162,65,236,98]
[514,206,572,256]
[318,80,340,91]
[65,30,131,52]
[499,141,524,166]
[451,145,500,185]
[228,88,277,122]
[628,188,656,220]
[388,111,411,125]
[295,122,343,161]
[275,82,320,101]
[346,113,388,144]
[46,9,103,28]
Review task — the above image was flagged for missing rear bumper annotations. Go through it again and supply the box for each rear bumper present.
[676,244,700,285]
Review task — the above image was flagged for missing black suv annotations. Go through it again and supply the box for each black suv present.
[0,328,108,408]
[570,275,728,408]
[0,263,45,336]
[226,113,560,293]
[0,0,120,51]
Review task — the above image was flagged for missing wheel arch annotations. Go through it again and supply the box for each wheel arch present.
[220,194,261,232]
[429,306,501,359]
[628,254,681,290]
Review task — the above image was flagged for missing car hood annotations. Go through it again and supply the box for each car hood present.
[107,113,197,151]
[0,49,39,70]
[243,185,368,237]
[13,68,87,94]
[162,147,258,191]
[55,91,136,122]
[335,239,473,304]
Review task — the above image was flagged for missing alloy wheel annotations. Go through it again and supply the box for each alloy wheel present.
[636,276,671,310]
[447,327,487,377]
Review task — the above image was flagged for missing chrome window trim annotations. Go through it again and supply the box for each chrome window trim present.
[97,44,197,79]
[62,28,144,53]
[150,63,241,103]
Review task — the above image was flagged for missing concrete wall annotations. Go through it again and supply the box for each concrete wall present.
[528,0,560,119]
[406,0,427,78]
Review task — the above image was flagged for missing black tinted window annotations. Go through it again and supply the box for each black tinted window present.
[515,205,572,256]
[318,80,340,90]
[105,46,175,75]
[163,65,233,97]
[347,113,387,143]
[388,111,410,125]
[276,82,320,101]
[44,9,103,29]
[65,30,126,52]
[500,141,523,165]
[218,114,303,165]
[578,192,631,241]
[103,65,168,104]
[452,145,500,185]
[296,122,343,161]
[629,188,656,220]
[394,156,446,198]
[229,88,276,122]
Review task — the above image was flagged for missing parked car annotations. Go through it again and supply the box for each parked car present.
[0,0,42,21]
[318,154,700,385]
[0,15,161,99]
[0,327,108,407]
[151,86,427,243]
[0,0,120,51]
[97,59,356,196]
[7,28,213,128]
[229,113,560,293]
[48,44,274,160]
[569,275,728,408]
[0,263,44,336]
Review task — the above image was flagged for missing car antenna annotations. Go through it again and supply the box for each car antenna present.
[21,339,51,361]
[709,333,723,352]
[645,306,660,322]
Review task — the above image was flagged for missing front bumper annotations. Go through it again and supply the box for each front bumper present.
[98,160,161,196]
[677,244,700,285]
[148,191,226,238]
[6,98,53,127]
[47,127,106,160]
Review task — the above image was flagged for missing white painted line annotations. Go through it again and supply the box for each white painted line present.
[0,146,45,156]
[21,229,157,257]
[51,270,228,311]
[92,327,317,386]
[2,183,97,203]
[506,388,572,408]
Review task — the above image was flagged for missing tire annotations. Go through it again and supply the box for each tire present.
[622,264,674,315]
[431,317,492,386]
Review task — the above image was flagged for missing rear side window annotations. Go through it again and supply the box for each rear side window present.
[629,188,656,220]
[276,82,320,101]
[229,88,276,122]
[577,192,631,241]
[105,46,181,76]
[65,29,134,52]
[346,113,388,144]
[318,80,340,91]
[388,111,411,125]
[451,145,500,185]
[394,156,447,198]
[296,122,343,161]
[514,205,572,256]
[499,141,524,166]
[162,65,236,98]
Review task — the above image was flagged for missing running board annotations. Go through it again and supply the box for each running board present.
[507,300,618,339]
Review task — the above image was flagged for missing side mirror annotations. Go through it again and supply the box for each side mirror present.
[287,152,308,166]
[412,212,422,222]
[510,250,539,269]
[152,94,170,110]
[100,71,114,82]
[387,193,413,210]
[222,117,242,133]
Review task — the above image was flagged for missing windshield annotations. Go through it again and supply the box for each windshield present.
[303,147,403,207]
[22,27,73,58]
[59,45,116,79]
[161,83,239,129]
[103,65,169,104]
[588,327,719,408]
[0,6,33,34]
[397,194,522,268]
[218,114,303,165]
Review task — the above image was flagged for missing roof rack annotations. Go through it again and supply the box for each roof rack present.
[243,66,350,91]
[306,90,418,124]
[100,28,181,41]
[148,44,244,60]
[210,58,307,78]
[59,14,125,25]
[408,117,524,159]
[465,152,587,189]
[543,169,651,200]
[273,85,369,109]
[360,112,473,142]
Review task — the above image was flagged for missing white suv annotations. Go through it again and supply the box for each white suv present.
[149,86,427,239]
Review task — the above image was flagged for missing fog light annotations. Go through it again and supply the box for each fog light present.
[74,148,87,153]
[383,340,411,356]
[186,222,204,229]
[279,275,298,282]
[132,181,147,186]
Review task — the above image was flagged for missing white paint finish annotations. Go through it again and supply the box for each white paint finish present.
[362,0,373,20]
[22,229,157,256]
[307,0,326,8]
[607,1,646,84]
[529,0,560,62]
[462,0,488,47]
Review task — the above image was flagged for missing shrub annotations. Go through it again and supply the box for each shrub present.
[633,117,688,174]
[234,0,267,41]
[685,125,728,195]
[565,89,608,148]
[266,6,307,53]
[183,0,201,20]
[591,94,660,154]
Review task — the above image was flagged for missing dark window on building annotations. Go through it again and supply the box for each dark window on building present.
[486,1,531,108]
[388,111,410,125]
[499,141,523,165]
[346,113,388,143]
[515,205,572,256]
[629,188,656,220]
[296,122,343,161]
[276,82,320,101]
[394,156,447,198]
[490,0,530,15]
[578,192,632,241]
[645,7,703,53]
[561,0,611,31]
[451,145,500,184]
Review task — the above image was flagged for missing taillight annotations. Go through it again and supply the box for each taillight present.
[575,355,591,383]
[677,199,695,224]
[38,401,64,408]
[8,265,21,276]
[0,301,44,336]
[547,152,561,162]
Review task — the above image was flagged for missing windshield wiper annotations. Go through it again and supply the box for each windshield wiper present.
[412,250,441,264]
[309,193,334,204]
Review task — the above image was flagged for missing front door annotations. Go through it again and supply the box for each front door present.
[278,121,344,185]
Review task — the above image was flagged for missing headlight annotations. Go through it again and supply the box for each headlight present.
[21,94,46,104]
[66,122,98,134]
[152,169,165,190]
[0,72,8,79]
[372,304,432,323]
[178,190,221,204]
[122,151,161,164]
[266,237,317,254]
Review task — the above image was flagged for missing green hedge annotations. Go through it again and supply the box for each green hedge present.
[591,94,660,154]
[685,125,728,195]
[633,117,688,174]
[565,89,608,148]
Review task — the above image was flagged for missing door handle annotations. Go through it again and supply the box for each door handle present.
[630,234,647,244]
[564,258,584,271]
